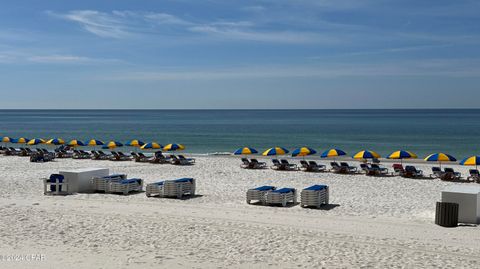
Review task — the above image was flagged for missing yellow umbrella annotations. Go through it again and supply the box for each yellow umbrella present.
[163,143,185,151]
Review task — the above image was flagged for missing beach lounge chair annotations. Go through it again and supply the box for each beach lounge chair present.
[309,161,326,172]
[430,167,444,178]
[467,169,480,183]
[265,188,297,207]
[330,162,348,173]
[5,147,20,156]
[150,152,170,164]
[300,160,311,171]
[359,163,372,174]
[404,165,423,178]
[340,162,357,173]
[271,159,285,170]
[110,151,131,161]
[246,186,276,204]
[131,151,152,162]
[301,185,329,208]
[443,168,461,181]
[178,155,195,165]
[108,178,143,195]
[241,158,252,169]
[250,159,266,169]
[280,159,298,171]
[19,148,29,156]
[43,174,70,195]
[300,161,325,172]
[169,155,181,165]
[55,149,72,158]
[392,164,405,176]
[91,174,127,192]
[146,178,196,198]
[370,164,389,176]
[72,150,90,159]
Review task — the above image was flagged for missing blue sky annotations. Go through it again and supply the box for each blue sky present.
[0,0,479,109]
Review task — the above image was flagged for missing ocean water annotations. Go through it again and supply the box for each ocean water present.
[1,109,479,158]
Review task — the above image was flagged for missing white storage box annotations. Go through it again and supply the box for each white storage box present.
[442,185,480,224]
[59,168,109,193]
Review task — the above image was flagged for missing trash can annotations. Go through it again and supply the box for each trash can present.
[435,202,459,227]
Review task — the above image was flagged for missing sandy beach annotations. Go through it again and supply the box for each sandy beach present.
[0,155,479,268]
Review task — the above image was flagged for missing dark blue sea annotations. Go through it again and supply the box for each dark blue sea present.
[1,109,479,158]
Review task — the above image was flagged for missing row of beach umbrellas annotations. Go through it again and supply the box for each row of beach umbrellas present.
[1,137,185,151]
[234,147,480,168]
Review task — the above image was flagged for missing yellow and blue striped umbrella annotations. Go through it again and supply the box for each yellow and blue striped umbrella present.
[262,147,289,156]
[321,148,347,158]
[13,137,30,144]
[2,137,12,143]
[388,150,417,163]
[87,139,104,146]
[353,150,381,159]
[46,138,65,145]
[424,153,456,162]
[460,156,480,168]
[233,147,258,155]
[141,142,162,150]
[127,140,145,147]
[292,147,317,157]
[106,141,123,148]
[163,143,185,151]
[68,140,86,147]
[27,138,45,145]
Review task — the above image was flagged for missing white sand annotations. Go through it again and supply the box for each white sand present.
[0,155,479,268]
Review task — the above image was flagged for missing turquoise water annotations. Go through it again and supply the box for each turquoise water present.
[1,109,479,158]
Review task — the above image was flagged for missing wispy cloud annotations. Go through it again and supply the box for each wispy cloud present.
[48,9,339,44]
[0,48,120,65]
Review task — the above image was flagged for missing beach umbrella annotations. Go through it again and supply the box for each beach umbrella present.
[292,147,317,157]
[127,139,145,147]
[424,153,456,169]
[87,139,104,146]
[387,150,417,164]
[141,142,162,150]
[68,140,86,147]
[262,147,289,156]
[233,147,258,155]
[2,136,13,147]
[460,156,480,169]
[321,148,347,158]
[27,138,46,146]
[163,143,185,151]
[46,138,65,145]
[106,141,123,149]
[353,150,381,160]
[13,137,30,144]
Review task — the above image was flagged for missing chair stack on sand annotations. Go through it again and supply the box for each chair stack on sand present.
[300,185,329,208]
[91,174,127,192]
[246,186,276,204]
[43,174,70,195]
[108,178,143,195]
[265,188,297,207]
[146,178,196,198]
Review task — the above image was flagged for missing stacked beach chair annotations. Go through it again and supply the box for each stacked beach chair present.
[92,174,127,192]
[265,188,297,207]
[108,178,143,195]
[246,186,276,204]
[91,174,142,195]
[146,178,196,198]
[300,185,329,208]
